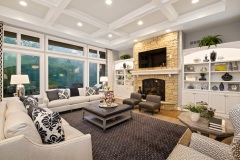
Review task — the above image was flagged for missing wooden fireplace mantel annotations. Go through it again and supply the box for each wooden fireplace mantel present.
[131,68,181,77]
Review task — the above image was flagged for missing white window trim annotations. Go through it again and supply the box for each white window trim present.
[88,45,107,60]
[46,35,87,58]
[4,26,44,51]
[2,49,44,99]
[88,59,106,87]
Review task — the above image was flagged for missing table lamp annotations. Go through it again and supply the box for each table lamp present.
[100,76,108,91]
[10,75,30,97]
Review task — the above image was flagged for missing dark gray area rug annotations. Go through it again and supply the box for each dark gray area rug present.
[61,109,187,160]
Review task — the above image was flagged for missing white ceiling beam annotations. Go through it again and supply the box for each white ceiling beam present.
[64,7,109,29]
[45,0,72,26]
[161,0,179,5]
[112,30,129,38]
[31,0,57,8]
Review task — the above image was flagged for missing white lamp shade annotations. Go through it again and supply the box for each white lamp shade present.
[10,75,30,84]
[100,76,108,82]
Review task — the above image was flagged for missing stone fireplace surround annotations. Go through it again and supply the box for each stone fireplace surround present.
[133,31,180,109]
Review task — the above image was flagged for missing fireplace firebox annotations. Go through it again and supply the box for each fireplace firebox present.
[142,78,165,101]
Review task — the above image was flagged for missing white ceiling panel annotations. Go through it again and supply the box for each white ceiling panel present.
[68,0,152,23]
[56,13,100,34]
[173,0,221,16]
[119,10,168,34]
[100,32,120,41]
[0,0,49,18]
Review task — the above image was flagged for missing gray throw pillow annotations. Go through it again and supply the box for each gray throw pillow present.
[86,87,97,96]
[58,89,69,99]
[22,96,39,116]
[46,90,59,101]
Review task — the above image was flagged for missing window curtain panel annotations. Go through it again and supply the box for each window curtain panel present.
[0,22,3,101]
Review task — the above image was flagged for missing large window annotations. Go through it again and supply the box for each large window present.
[89,62,98,87]
[89,62,106,87]
[48,57,84,89]
[89,49,98,58]
[21,55,40,95]
[48,40,84,56]
[3,52,17,97]
[3,52,41,97]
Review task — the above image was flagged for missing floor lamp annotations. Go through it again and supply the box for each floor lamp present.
[100,76,108,91]
[10,75,30,97]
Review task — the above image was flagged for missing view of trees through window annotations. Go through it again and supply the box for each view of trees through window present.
[3,52,17,97]
[48,57,84,89]
[89,62,97,87]
[21,55,40,95]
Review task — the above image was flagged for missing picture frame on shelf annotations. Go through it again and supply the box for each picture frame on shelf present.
[186,76,197,81]
[228,84,239,91]
[214,63,227,71]
[185,65,195,72]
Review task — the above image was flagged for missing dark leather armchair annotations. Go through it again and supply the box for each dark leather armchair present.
[139,95,161,115]
[123,92,142,109]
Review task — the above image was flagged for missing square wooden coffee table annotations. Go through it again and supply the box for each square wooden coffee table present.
[82,103,133,130]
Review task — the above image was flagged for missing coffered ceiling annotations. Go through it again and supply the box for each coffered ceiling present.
[0,0,239,50]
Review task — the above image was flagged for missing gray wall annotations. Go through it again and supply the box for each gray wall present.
[118,48,133,60]
[184,20,240,49]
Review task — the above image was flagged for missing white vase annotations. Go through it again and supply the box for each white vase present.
[190,112,200,122]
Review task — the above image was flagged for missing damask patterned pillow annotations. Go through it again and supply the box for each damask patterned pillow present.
[58,89,69,99]
[231,132,240,160]
[86,87,96,96]
[32,108,65,144]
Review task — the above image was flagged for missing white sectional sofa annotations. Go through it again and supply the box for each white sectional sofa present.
[43,88,102,112]
[0,99,93,160]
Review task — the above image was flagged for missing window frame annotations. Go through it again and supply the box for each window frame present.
[46,35,87,58]
[2,48,44,99]
[88,45,107,61]
[4,26,44,51]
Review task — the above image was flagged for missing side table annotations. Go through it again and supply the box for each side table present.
[178,112,234,141]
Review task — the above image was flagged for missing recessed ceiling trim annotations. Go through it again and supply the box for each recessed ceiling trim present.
[45,0,72,25]
[31,0,58,8]
[161,0,179,5]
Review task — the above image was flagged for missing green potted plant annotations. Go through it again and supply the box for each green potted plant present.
[182,103,205,122]
[120,54,131,60]
[198,35,222,48]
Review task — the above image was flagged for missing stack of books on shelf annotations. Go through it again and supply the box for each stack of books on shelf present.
[208,117,226,132]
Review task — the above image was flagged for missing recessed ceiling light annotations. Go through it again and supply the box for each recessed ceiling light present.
[192,0,199,4]
[166,29,171,33]
[19,1,27,6]
[138,21,143,25]
[108,34,112,38]
[105,0,112,5]
[134,39,138,42]
[77,22,83,27]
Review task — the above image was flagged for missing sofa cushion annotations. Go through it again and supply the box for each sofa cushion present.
[70,88,80,97]
[5,100,27,118]
[0,101,7,140]
[32,108,65,144]
[89,95,102,101]
[46,90,59,101]
[48,99,71,108]
[69,96,90,105]
[58,89,69,99]
[64,125,84,141]
[4,110,42,144]
[78,88,85,96]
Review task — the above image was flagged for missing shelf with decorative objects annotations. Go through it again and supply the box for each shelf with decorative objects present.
[182,45,240,115]
[114,58,134,99]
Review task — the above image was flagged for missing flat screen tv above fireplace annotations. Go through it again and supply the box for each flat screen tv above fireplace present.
[138,47,167,68]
